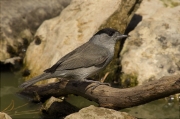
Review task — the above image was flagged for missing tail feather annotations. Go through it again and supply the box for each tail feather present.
[20,73,52,89]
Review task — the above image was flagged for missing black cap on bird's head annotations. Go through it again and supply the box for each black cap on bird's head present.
[95,28,119,36]
[95,28,128,39]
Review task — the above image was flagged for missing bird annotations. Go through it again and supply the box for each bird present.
[20,28,128,89]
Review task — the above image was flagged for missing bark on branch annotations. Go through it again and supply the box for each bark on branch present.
[19,75,180,110]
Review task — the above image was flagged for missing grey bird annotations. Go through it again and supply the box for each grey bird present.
[20,28,128,89]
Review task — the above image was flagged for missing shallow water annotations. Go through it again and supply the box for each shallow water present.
[122,99,180,118]
[0,71,179,118]
[0,71,41,118]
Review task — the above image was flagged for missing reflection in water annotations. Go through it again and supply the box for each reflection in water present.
[0,71,179,118]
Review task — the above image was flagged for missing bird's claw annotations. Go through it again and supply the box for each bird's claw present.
[84,79,111,90]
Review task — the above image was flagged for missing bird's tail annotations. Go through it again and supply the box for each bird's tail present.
[19,73,52,89]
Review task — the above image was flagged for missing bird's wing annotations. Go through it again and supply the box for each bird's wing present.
[44,42,109,73]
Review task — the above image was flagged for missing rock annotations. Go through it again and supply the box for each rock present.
[65,105,136,119]
[0,112,12,119]
[24,0,123,84]
[121,0,180,84]
[0,0,71,62]
[41,96,79,118]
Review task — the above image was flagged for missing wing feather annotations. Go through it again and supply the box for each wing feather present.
[44,42,109,73]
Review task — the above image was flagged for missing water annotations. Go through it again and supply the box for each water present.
[0,71,179,118]
[122,99,180,118]
[0,71,41,118]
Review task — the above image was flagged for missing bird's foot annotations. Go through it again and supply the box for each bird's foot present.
[84,80,111,90]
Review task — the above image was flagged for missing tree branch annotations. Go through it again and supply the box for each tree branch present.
[19,75,180,109]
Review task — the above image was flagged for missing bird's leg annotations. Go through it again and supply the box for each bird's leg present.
[84,72,111,90]
[84,79,111,90]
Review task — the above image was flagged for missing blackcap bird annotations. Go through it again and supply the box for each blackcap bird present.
[20,28,128,89]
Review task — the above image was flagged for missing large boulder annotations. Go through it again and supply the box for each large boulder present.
[121,0,180,84]
[0,0,71,62]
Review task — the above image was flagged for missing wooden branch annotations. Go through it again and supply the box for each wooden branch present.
[19,75,180,109]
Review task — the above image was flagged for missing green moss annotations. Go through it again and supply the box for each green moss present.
[120,73,138,88]
[171,1,180,7]
[160,0,180,8]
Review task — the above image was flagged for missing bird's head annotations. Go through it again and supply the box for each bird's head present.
[95,28,128,40]
[91,28,128,45]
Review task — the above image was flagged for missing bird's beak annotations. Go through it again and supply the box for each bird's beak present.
[114,32,130,40]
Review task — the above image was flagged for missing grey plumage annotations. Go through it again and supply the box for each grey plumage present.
[20,28,128,89]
